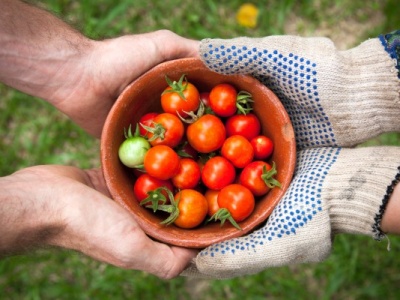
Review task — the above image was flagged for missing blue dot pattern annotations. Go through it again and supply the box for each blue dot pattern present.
[199,147,341,257]
[202,43,338,150]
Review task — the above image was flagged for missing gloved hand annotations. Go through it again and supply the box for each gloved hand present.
[201,32,400,149]
[182,31,400,279]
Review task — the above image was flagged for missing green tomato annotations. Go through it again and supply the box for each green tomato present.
[118,124,151,168]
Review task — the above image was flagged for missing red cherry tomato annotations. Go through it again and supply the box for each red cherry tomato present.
[133,173,173,202]
[186,114,226,153]
[201,156,236,190]
[239,161,281,196]
[146,113,184,148]
[172,158,201,189]
[204,189,220,217]
[221,135,254,168]
[144,145,180,180]
[161,75,200,117]
[133,174,173,210]
[138,112,158,136]
[251,135,274,160]
[199,92,211,107]
[173,189,208,229]
[209,83,238,117]
[200,92,216,114]
[225,113,261,140]
[218,184,255,222]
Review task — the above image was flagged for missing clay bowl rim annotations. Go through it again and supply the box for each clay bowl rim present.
[101,57,296,249]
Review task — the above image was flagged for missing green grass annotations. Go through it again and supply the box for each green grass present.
[1,0,400,299]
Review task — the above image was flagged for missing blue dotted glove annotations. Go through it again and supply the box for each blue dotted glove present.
[201,34,400,150]
[182,33,400,279]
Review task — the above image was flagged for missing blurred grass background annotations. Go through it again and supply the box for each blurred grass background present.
[1,0,400,299]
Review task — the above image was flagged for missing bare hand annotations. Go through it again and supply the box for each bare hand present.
[52,30,200,137]
[0,165,197,279]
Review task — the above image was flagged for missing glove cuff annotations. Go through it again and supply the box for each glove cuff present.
[326,147,400,239]
[373,166,400,238]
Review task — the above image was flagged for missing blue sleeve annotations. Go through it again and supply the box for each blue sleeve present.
[379,30,400,79]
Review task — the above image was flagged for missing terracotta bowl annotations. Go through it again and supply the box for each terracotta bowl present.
[101,57,296,249]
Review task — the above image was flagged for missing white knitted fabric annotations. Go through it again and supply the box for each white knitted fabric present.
[200,36,400,150]
[183,147,400,279]
[181,35,400,279]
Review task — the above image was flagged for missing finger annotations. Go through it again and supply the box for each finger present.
[150,29,200,61]
[80,207,198,279]
[51,178,197,279]
[133,238,198,279]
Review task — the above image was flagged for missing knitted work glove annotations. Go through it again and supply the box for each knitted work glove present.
[183,147,400,278]
[201,32,400,149]
[182,31,400,279]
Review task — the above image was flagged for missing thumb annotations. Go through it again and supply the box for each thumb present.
[151,29,200,61]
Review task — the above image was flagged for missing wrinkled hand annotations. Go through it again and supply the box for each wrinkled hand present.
[52,30,199,137]
[0,165,197,279]
[0,1,199,137]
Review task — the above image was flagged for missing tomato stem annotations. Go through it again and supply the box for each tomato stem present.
[162,74,188,101]
[208,208,242,230]
[236,90,254,115]
[124,123,141,139]
[175,141,194,158]
[159,203,180,226]
[140,122,166,142]
[261,161,282,188]
[139,188,168,212]
[145,187,181,226]
[176,100,205,124]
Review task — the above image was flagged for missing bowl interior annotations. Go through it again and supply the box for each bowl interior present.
[101,58,296,248]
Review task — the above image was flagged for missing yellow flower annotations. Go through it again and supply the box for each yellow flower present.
[236,3,259,28]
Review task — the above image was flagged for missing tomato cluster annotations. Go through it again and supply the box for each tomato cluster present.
[118,75,280,230]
